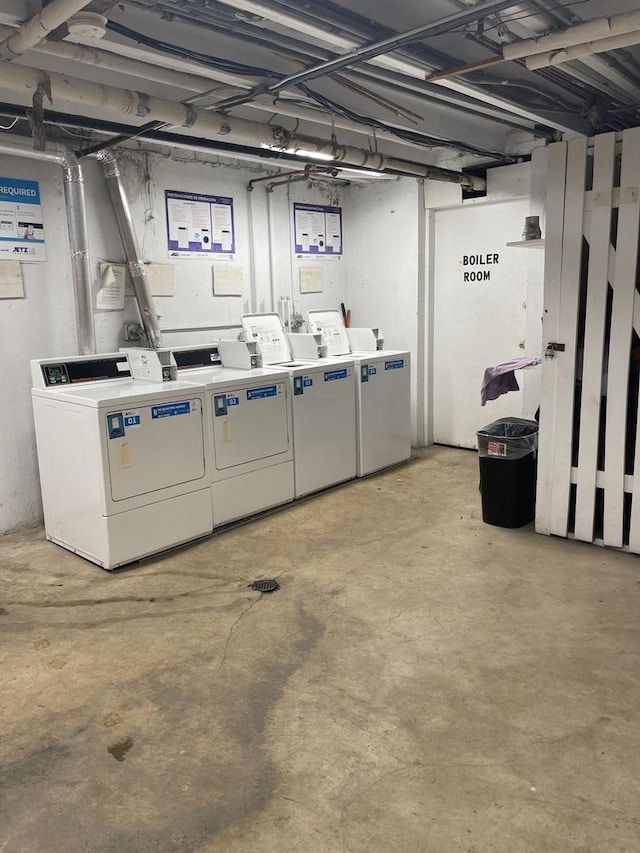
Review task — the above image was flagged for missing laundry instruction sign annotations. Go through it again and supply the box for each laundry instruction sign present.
[165,189,235,259]
[461,252,500,282]
[0,178,46,261]
[293,203,343,257]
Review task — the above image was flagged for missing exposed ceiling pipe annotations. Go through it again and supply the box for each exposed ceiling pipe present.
[503,10,640,61]
[525,30,640,70]
[0,0,94,60]
[213,0,522,109]
[203,0,589,134]
[0,62,485,187]
[0,131,95,354]
[0,26,496,159]
[97,149,162,349]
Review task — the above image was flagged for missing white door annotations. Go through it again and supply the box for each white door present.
[106,398,205,501]
[212,381,289,469]
[433,199,530,448]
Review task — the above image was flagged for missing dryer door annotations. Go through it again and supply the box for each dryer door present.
[106,398,205,501]
[212,381,289,469]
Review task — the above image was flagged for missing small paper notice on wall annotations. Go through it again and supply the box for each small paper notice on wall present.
[145,264,175,296]
[0,260,24,298]
[96,263,125,310]
[212,266,243,296]
[299,266,324,294]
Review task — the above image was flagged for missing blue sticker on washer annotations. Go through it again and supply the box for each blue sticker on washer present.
[107,413,125,439]
[247,385,277,400]
[324,368,348,382]
[303,378,313,387]
[227,396,239,406]
[151,401,191,419]
[385,359,405,370]
[368,366,377,376]
[123,412,141,428]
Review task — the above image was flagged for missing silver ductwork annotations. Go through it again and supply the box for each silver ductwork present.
[98,150,162,349]
[0,132,95,354]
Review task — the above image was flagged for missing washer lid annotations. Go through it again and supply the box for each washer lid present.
[307,309,351,356]
[241,313,292,365]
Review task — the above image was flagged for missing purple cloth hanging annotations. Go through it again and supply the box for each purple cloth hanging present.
[481,357,542,405]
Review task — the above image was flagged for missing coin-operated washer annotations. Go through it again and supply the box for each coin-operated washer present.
[240,313,357,497]
[30,351,212,570]
[306,309,411,476]
[126,342,295,527]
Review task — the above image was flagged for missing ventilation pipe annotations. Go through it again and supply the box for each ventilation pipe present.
[97,150,162,349]
[0,132,95,354]
[0,0,94,60]
[0,62,485,189]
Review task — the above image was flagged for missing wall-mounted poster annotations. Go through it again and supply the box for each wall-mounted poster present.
[293,203,342,257]
[0,178,46,262]
[165,189,235,259]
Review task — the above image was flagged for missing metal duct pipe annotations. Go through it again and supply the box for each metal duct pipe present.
[0,0,94,60]
[97,150,162,349]
[0,62,484,187]
[0,132,95,354]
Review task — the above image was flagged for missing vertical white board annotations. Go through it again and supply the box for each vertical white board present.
[548,137,588,538]
[536,141,567,536]
[573,133,616,542]
[609,127,640,548]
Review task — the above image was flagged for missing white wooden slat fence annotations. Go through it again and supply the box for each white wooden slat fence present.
[537,128,640,551]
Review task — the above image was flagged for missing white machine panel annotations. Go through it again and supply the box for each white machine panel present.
[307,309,351,356]
[291,363,356,496]
[241,313,292,365]
[212,381,289,470]
[357,353,411,475]
[106,399,205,501]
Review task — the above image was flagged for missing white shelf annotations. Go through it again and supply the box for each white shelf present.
[506,239,545,248]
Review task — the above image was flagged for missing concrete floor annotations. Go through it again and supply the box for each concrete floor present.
[1,446,640,853]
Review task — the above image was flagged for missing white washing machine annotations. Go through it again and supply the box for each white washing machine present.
[31,353,213,570]
[137,344,295,527]
[307,309,412,476]
[240,313,357,497]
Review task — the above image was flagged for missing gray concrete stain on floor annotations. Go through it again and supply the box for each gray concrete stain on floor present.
[1,447,640,852]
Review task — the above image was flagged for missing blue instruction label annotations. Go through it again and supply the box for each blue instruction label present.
[385,359,405,370]
[247,385,278,400]
[151,401,191,419]
[324,368,348,382]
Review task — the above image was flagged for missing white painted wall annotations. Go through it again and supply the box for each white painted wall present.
[345,178,423,443]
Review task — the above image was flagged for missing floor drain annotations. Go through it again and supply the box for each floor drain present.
[249,579,280,594]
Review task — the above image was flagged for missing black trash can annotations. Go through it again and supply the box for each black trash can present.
[477,417,538,528]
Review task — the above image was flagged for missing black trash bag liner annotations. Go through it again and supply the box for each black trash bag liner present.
[477,417,538,461]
